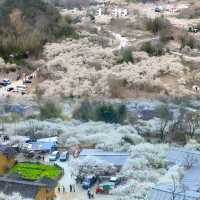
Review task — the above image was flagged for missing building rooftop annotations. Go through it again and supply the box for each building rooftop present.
[165,148,200,166]
[79,149,128,166]
[0,175,57,199]
[0,145,17,157]
[147,184,200,200]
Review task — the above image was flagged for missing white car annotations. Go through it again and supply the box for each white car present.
[16,85,27,92]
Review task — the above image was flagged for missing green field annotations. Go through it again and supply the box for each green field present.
[10,162,61,180]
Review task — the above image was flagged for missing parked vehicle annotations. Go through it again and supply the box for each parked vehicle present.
[109,177,121,186]
[7,87,14,92]
[23,80,32,84]
[60,151,69,161]
[21,91,26,95]
[16,85,27,92]
[155,6,163,12]
[49,151,60,161]
[82,175,96,189]
[96,177,121,194]
[0,79,11,86]
[28,75,33,80]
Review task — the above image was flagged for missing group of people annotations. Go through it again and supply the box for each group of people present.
[69,184,76,192]
[87,189,95,199]
[57,185,66,193]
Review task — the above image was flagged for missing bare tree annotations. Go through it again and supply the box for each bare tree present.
[184,154,197,169]
[184,111,200,138]
[156,105,171,142]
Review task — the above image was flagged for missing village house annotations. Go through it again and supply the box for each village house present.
[0,176,57,200]
[0,145,17,174]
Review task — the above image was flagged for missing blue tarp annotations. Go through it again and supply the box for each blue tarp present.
[27,141,56,152]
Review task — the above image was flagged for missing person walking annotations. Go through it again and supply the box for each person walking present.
[73,184,76,192]
[69,184,72,192]
[63,185,65,193]
[91,192,94,199]
[87,189,91,199]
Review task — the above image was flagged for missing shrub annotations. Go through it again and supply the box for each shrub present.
[73,101,127,124]
[117,48,134,64]
[144,16,171,34]
[180,32,200,49]
[141,41,165,56]
[39,101,63,119]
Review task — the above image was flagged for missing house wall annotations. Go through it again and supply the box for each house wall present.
[35,187,55,200]
[0,154,16,174]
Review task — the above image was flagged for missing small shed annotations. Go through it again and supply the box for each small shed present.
[147,184,200,200]
[165,148,200,166]
[79,149,128,168]
[0,145,17,174]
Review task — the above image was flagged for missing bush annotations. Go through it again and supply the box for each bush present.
[39,101,63,119]
[117,48,134,64]
[180,32,200,49]
[144,16,171,34]
[73,101,127,124]
[141,41,165,56]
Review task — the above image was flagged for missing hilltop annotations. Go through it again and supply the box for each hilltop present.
[0,0,76,62]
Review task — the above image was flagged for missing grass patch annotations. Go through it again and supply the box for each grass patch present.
[10,162,61,180]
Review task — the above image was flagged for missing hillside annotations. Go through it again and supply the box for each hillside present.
[0,0,76,62]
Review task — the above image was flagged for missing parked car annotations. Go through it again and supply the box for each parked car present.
[96,177,121,194]
[155,6,163,12]
[0,79,11,86]
[82,175,96,189]
[16,85,27,92]
[23,80,32,84]
[7,87,14,92]
[60,151,69,161]
[49,151,60,161]
[109,177,121,186]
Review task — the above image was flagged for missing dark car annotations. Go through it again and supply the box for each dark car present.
[7,87,14,92]
[82,175,96,189]
[28,75,33,80]
[23,80,32,84]
[0,79,11,86]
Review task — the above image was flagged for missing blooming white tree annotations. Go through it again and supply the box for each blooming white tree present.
[0,193,32,200]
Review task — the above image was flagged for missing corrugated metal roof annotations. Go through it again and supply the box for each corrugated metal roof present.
[147,184,200,200]
[182,166,200,192]
[165,148,200,166]
[79,149,128,166]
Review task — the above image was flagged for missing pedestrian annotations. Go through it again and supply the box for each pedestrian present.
[73,184,76,192]
[87,189,91,199]
[69,184,72,192]
[58,186,60,193]
[91,192,94,199]
[63,185,65,193]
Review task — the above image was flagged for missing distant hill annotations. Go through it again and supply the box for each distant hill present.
[0,0,76,62]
